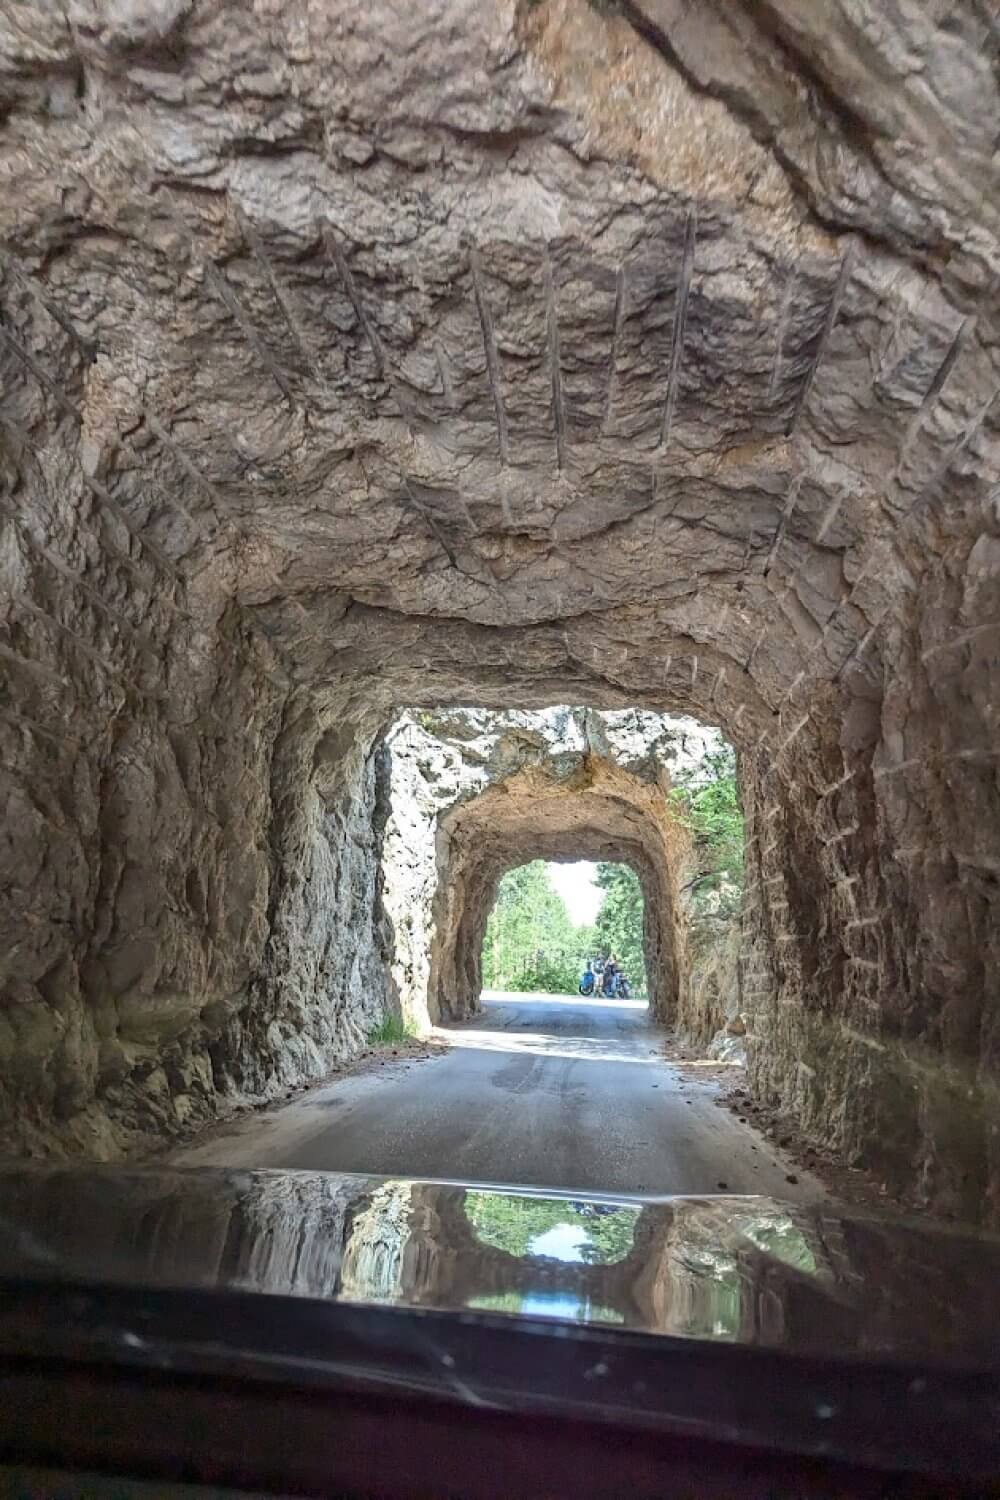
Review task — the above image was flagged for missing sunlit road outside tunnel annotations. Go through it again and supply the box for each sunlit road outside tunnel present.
[174,993,828,1203]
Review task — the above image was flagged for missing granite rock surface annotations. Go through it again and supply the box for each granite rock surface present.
[0,0,997,1216]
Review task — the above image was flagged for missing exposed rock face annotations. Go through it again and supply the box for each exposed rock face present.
[0,672,393,1156]
[0,1,997,1216]
[686,923,743,1060]
[381,707,702,1026]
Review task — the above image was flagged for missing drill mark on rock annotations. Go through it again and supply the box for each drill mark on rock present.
[787,242,856,437]
[0,325,82,422]
[543,249,567,472]
[141,408,226,531]
[155,188,297,405]
[0,497,137,637]
[1,253,96,361]
[690,653,698,689]
[710,666,725,705]
[768,269,794,403]
[764,472,804,576]
[834,618,883,681]
[921,622,1000,662]
[780,713,811,752]
[779,669,805,706]
[902,386,1000,517]
[896,317,970,475]
[434,340,457,411]
[603,265,627,433]
[403,476,459,570]
[15,596,157,699]
[814,483,847,544]
[322,225,386,381]
[5,415,187,595]
[234,204,321,384]
[469,244,509,466]
[659,210,696,451]
[200,258,298,407]
[745,616,769,675]
[80,471,183,588]
[875,759,927,782]
[740,524,758,577]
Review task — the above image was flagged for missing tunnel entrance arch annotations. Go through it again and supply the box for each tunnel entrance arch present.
[374,714,695,1032]
[436,824,677,1024]
[481,857,649,1003]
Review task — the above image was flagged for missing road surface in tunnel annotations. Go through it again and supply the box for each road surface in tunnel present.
[173,994,828,1202]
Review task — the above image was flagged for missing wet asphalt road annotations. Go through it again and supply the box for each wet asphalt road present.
[175,993,828,1203]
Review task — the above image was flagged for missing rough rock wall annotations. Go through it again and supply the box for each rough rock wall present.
[0,0,997,1216]
[0,424,394,1159]
[684,925,742,1058]
[0,444,279,1155]
[381,707,698,1026]
[741,605,1000,1222]
[207,710,394,1102]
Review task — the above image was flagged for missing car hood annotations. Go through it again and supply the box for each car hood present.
[0,1164,997,1368]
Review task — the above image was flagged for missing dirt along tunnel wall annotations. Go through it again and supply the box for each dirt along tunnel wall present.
[0,0,998,1220]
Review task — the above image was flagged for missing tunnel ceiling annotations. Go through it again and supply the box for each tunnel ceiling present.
[2,0,997,744]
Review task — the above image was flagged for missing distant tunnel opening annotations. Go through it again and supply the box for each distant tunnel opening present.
[481,859,649,1005]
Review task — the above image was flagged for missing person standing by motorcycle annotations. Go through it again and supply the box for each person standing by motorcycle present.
[602,955,621,998]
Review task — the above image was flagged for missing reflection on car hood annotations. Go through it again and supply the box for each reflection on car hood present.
[0,1165,998,1366]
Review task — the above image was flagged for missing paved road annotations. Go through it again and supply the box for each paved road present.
[174,993,827,1202]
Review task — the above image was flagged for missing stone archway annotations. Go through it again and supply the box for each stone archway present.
[427,763,686,1025]
[379,709,699,1031]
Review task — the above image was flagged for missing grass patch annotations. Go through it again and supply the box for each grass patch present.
[367,1014,416,1047]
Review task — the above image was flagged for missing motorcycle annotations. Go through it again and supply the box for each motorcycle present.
[578,969,596,996]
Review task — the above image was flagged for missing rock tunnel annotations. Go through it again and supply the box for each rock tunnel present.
[0,1,998,1221]
[383,708,691,1026]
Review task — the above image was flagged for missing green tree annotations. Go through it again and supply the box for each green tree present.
[593,863,646,994]
[465,1191,640,1265]
[669,745,743,920]
[482,861,587,994]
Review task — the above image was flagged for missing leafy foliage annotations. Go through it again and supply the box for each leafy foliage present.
[465,1191,640,1265]
[481,859,648,995]
[670,745,744,923]
[593,863,647,993]
[367,1014,416,1045]
[481,861,592,993]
